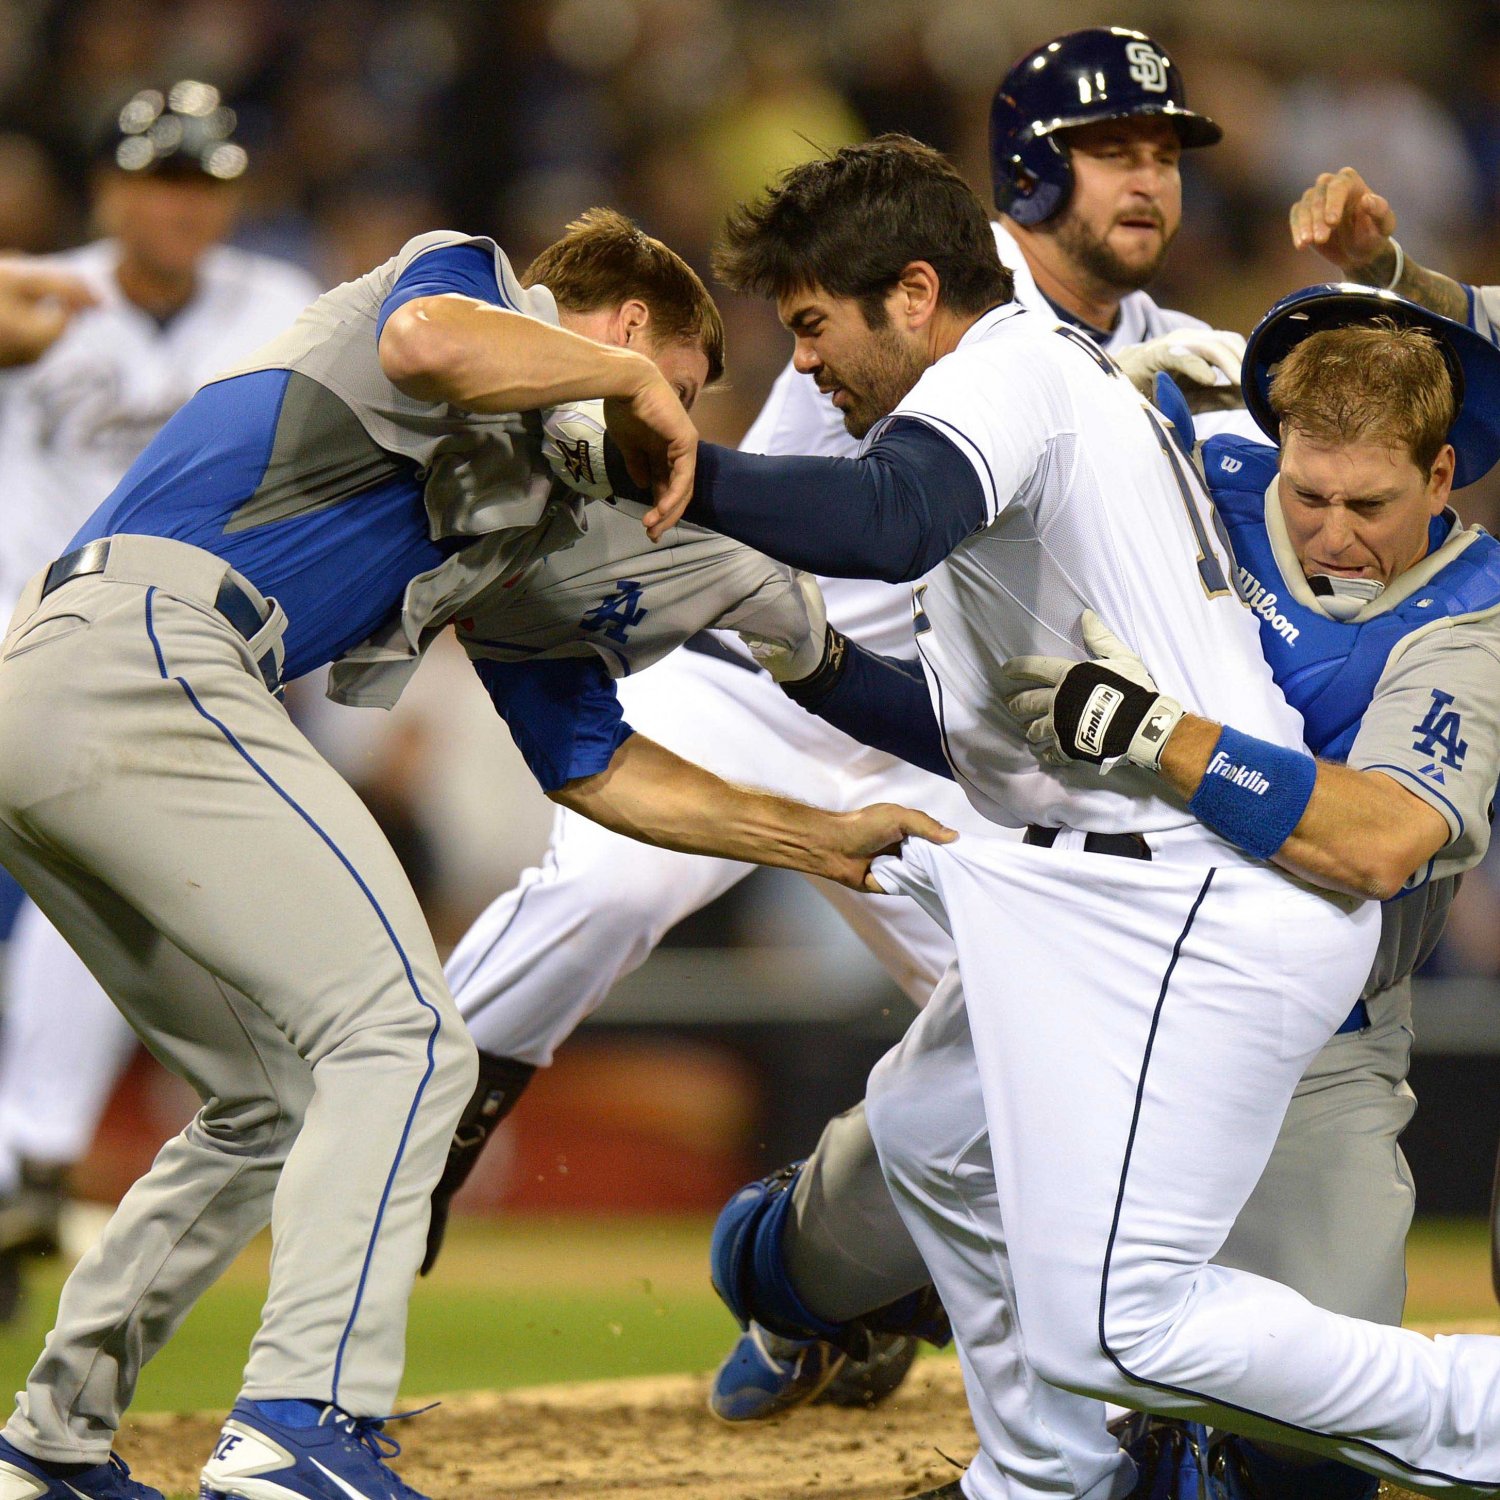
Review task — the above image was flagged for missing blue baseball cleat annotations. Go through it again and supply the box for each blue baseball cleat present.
[0,1435,164,1500]
[708,1323,846,1422]
[199,1401,429,1500]
[709,1321,920,1422]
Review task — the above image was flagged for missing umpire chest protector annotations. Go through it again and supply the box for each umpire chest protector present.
[1204,434,1500,761]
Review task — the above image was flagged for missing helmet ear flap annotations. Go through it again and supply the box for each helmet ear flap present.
[988,93,1073,226]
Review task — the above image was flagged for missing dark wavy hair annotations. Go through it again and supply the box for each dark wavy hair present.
[713,134,1013,326]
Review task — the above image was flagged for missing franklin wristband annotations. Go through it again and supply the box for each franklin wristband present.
[1188,725,1317,861]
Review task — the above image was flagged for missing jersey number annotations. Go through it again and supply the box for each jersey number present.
[1053,326,1232,599]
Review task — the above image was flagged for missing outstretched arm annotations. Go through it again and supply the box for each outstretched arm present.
[474,652,955,891]
[551,732,956,892]
[1288,167,1469,323]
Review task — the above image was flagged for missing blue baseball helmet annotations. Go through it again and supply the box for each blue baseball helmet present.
[1244,283,1500,489]
[990,27,1220,226]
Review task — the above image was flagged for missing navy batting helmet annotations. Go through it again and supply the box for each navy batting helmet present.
[990,27,1220,226]
[1244,282,1500,489]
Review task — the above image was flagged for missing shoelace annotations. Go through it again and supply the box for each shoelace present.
[331,1404,439,1468]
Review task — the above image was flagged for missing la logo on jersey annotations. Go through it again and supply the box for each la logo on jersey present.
[582,579,649,644]
[1412,688,1467,781]
[1125,40,1169,91]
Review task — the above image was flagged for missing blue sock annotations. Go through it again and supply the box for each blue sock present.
[244,1398,328,1429]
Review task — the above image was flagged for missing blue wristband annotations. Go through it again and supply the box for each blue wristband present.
[1187,725,1317,861]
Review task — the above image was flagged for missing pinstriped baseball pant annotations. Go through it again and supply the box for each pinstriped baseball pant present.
[0,537,476,1463]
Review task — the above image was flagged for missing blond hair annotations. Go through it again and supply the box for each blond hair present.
[1269,319,1455,475]
[522,208,724,384]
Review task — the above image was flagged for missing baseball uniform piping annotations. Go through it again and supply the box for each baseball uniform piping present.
[144,585,443,1407]
[1094,868,1492,1487]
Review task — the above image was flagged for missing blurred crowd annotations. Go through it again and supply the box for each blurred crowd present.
[3,0,1500,982]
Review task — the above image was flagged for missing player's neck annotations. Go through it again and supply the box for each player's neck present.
[1010,230,1121,336]
[114,256,197,324]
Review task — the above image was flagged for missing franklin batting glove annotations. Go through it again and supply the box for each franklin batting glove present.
[999,609,1185,772]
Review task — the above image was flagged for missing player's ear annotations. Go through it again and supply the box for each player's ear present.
[895,262,941,330]
[617,297,652,348]
[1426,443,1456,511]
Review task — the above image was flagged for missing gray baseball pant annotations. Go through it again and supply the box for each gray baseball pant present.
[0,536,477,1463]
[786,980,1415,1328]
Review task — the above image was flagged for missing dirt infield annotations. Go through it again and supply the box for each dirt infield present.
[116,1352,1467,1500]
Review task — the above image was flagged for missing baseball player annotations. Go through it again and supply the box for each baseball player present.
[0,211,948,1500]
[706,160,1500,1427]
[708,294,1500,1500]
[1287,165,1500,1306]
[418,38,1243,1398]
[675,134,1500,1498]
[0,83,320,1320]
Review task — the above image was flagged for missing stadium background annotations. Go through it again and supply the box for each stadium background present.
[0,0,1495,1451]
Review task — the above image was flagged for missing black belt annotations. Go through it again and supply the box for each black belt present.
[1024,825,1152,861]
[42,539,281,694]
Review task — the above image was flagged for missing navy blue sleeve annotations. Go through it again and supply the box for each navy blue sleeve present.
[472,655,634,794]
[684,416,987,582]
[376,243,506,339]
[789,636,952,780]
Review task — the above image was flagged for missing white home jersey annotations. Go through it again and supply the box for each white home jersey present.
[743,220,1213,659]
[0,238,319,620]
[894,302,1301,834]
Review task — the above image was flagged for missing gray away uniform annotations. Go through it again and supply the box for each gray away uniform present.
[0,225,803,1463]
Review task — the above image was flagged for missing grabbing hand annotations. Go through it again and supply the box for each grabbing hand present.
[737,572,829,682]
[820,801,958,892]
[998,610,1184,773]
[604,370,699,541]
[1114,328,1245,398]
[1289,167,1398,280]
[0,260,97,368]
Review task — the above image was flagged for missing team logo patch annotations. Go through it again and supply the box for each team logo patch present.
[582,579,649,645]
[1125,40,1170,92]
[554,436,597,488]
[1411,688,1467,771]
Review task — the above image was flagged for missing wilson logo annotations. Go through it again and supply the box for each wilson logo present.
[1237,566,1300,644]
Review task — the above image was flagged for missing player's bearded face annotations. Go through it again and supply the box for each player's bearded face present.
[1051,119,1183,292]
[1278,430,1455,588]
[783,291,928,440]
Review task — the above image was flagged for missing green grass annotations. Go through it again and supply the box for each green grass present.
[0,1214,738,1413]
[0,1213,1492,1416]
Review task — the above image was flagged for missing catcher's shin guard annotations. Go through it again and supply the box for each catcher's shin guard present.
[420,1051,535,1275]
[710,1162,846,1345]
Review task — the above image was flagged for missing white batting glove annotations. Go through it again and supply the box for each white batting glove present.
[542,399,613,500]
[737,571,829,682]
[1114,329,1246,398]
[998,610,1185,773]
